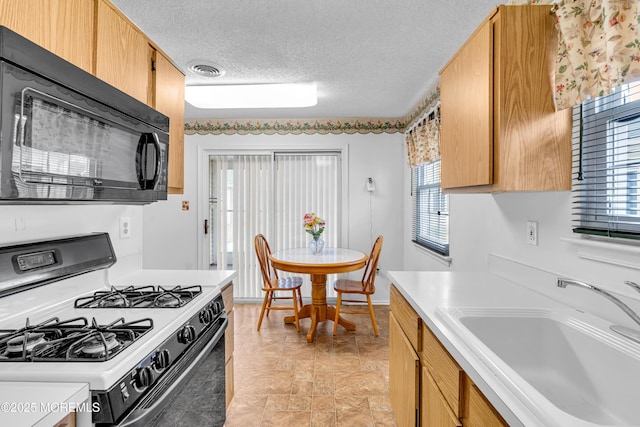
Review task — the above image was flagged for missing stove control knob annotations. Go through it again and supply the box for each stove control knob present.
[135,366,154,389]
[154,349,171,370]
[178,324,197,344]
[213,301,224,315]
[199,308,214,324]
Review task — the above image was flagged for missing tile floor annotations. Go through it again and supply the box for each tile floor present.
[225,303,397,427]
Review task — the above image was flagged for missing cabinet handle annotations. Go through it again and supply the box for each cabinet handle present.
[204,219,209,235]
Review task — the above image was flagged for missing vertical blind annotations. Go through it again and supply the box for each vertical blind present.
[210,155,273,298]
[411,160,449,255]
[275,153,341,297]
[274,153,341,250]
[572,82,640,239]
[209,152,341,299]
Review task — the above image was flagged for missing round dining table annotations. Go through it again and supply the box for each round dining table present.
[269,247,367,343]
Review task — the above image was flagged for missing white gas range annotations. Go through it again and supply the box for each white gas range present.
[0,233,236,426]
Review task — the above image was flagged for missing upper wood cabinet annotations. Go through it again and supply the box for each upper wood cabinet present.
[96,1,185,193]
[154,52,185,193]
[1,0,186,195]
[439,5,572,192]
[95,0,151,104]
[0,0,94,73]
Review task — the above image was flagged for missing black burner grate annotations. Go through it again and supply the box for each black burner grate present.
[0,316,153,362]
[74,285,202,309]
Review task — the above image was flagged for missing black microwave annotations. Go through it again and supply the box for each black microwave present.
[0,26,169,204]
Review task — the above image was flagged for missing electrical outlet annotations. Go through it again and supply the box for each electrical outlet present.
[526,221,538,246]
[119,217,131,239]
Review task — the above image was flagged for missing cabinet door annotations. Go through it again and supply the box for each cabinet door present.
[422,322,463,418]
[0,0,94,72]
[439,18,493,189]
[463,377,508,427]
[493,5,572,191]
[53,411,76,427]
[421,367,461,427]
[154,52,185,193]
[390,312,419,426]
[225,310,234,408]
[390,285,421,351]
[222,282,234,407]
[95,0,150,104]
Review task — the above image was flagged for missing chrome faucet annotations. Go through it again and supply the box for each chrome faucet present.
[557,278,640,344]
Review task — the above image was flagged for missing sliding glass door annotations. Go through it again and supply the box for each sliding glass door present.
[207,152,342,299]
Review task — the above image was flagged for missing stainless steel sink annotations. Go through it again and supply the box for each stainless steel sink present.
[437,307,640,426]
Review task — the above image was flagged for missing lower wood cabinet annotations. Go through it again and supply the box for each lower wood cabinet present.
[53,412,75,427]
[222,282,234,408]
[463,377,508,427]
[422,367,461,427]
[389,312,419,426]
[390,284,508,426]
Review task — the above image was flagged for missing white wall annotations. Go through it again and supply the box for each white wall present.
[0,205,143,258]
[142,132,405,303]
[401,156,640,325]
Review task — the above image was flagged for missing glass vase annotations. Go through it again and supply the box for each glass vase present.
[308,237,325,255]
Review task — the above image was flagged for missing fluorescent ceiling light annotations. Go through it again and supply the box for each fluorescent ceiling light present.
[185,82,317,109]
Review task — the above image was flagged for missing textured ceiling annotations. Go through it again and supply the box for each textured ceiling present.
[111,0,503,120]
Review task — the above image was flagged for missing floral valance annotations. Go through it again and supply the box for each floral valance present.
[509,0,640,109]
[553,0,640,109]
[405,106,440,168]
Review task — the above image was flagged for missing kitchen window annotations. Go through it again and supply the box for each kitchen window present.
[572,81,640,239]
[412,160,449,256]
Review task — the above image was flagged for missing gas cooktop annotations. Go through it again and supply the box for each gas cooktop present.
[0,316,153,362]
[74,285,202,309]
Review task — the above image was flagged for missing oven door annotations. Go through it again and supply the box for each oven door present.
[112,314,227,427]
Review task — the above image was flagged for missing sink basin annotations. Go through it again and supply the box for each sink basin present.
[437,307,640,426]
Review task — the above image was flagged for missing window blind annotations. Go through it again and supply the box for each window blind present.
[572,82,640,239]
[411,160,449,255]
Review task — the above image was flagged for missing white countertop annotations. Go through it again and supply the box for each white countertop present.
[386,271,579,427]
[0,382,89,427]
[109,268,237,288]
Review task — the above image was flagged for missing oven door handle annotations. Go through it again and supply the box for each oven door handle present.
[117,314,228,427]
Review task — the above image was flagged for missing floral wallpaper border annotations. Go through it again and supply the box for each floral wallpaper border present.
[402,83,440,130]
[184,117,405,135]
[184,83,441,136]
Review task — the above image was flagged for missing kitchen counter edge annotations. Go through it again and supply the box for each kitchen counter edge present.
[386,270,570,427]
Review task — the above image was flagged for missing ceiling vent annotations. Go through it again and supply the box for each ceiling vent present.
[187,61,225,78]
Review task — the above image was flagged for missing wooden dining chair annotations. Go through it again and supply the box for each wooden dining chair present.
[333,235,383,336]
[254,234,304,332]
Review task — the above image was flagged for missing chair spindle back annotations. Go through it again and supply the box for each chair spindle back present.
[361,236,383,293]
[254,234,279,289]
